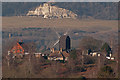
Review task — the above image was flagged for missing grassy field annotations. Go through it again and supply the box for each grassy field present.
[2,16,118,31]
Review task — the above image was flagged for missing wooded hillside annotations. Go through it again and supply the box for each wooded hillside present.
[2,2,118,20]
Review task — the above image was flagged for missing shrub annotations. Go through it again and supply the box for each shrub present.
[98,66,115,78]
[84,56,96,64]
[101,43,111,56]
[74,66,86,72]
[69,49,77,60]
[79,76,86,79]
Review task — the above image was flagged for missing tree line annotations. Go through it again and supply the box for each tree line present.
[2,2,118,20]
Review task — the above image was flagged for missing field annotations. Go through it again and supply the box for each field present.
[2,16,118,29]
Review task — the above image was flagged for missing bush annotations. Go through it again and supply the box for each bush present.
[69,49,77,60]
[84,56,96,64]
[98,66,115,78]
[101,42,111,56]
[74,66,86,72]
[101,66,113,74]
[79,76,86,79]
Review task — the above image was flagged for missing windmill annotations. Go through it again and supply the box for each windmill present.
[51,28,70,49]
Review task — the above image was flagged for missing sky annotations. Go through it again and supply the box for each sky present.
[1,0,120,2]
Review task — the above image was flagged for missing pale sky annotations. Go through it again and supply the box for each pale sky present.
[1,0,120,2]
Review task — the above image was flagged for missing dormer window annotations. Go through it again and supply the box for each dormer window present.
[13,49,15,52]
[20,49,22,52]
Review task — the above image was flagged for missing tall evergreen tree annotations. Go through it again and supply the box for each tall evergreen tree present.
[101,43,111,56]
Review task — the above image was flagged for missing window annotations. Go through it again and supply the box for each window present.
[13,49,15,52]
[20,49,22,52]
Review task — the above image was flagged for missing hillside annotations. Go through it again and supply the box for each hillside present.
[2,16,118,47]
[2,2,118,20]
[27,3,77,19]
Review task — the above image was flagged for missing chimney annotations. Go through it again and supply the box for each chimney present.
[51,48,54,53]
[59,51,61,54]
[60,48,62,52]
[21,40,23,42]
[18,40,23,45]
[9,33,11,38]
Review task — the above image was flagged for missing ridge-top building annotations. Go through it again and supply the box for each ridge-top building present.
[59,35,71,51]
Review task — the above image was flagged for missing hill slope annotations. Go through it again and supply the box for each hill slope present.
[2,2,118,20]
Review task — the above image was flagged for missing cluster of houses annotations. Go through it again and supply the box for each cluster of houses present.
[89,51,115,60]
[7,35,71,61]
[48,48,69,61]
[7,35,115,62]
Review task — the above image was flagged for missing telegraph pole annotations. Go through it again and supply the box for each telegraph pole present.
[82,50,84,66]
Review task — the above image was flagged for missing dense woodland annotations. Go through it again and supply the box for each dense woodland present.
[2,2,118,20]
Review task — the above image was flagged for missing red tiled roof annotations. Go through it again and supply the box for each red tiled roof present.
[49,50,69,58]
[62,51,69,57]
[49,51,63,57]
[10,41,29,54]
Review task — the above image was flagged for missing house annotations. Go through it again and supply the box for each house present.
[111,57,115,60]
[48,51,63,61]
[10,40,29,58]
[62,51,70,61]
[34,50,50,59]
[106,56,111,60]
[48,48,69,61]
[41,51,50,57]
[25,52,29,55]
[34,53,41,58]
[90,52,101,57]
